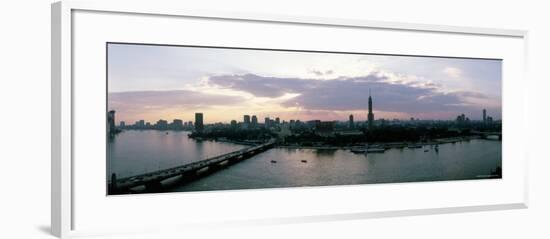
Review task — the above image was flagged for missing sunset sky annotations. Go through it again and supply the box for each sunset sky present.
[108,43,502,124]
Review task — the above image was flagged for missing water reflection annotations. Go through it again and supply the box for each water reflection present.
[108,130,501,192]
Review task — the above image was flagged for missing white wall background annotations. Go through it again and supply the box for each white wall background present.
[0,0,548,238]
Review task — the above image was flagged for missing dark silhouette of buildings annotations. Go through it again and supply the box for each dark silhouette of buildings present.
[108,110,116,134]
[483,109,487,124]
[155,119,168,130]
[367,89,374,130]
[172,119,183,130]
[195,113,204,132]
[265,117,271,128]
[243,115,251,129]
[251,115,258,128]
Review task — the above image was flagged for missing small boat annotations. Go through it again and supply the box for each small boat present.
[407,144,422,149]
[424,149,429,152]
[301,160,307,163]
[270,160,277,163]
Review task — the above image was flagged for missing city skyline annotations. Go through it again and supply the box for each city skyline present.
[108,43,502,124]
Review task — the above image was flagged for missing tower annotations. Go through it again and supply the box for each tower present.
[251,115,258,128]
[349,114,354,128]
[483,109,487,124]
[194,113,204,132]
[367,89,374,130]
[107,110,116,134]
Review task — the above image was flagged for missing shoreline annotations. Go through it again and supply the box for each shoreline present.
[277,135,487,151]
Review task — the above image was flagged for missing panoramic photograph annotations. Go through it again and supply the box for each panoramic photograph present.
[106,43,502,195]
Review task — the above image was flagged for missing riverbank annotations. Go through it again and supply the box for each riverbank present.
[277,135,486,151]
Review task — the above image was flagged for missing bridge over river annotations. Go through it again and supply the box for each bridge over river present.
[109,140,276,194]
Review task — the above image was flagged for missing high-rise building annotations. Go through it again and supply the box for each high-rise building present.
[243,115,251,129]
[230,120,237,128]
[265,117,270,128]
[349,114,354,128]
[156,119,168,130]
[483,109,487,124]
[275,117,280,125]
[367,89,375,130]
[195,113,204,132]
[138,120,145,128]
[251,115,258,128]
[172,119,183,130]
[107,110,116,134]
[119,121,125,128]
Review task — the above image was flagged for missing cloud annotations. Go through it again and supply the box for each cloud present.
[206,73,499,119]
[443,67,462,78]
[207,74,311,98]
[309,69,334,76]
[109,90,246,121]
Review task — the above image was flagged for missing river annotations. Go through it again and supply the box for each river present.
[107,130,501,192]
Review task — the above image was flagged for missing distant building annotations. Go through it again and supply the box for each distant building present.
[195,113,204,132]
[456,113,470,125]
[315,121,336,137]
[251,115,258,128]
[367,89,375,130]
[275,117,280,125]
[483,109,487,124]
[119,121,125,128]
[107,110,116,134]
[243,115,251,129]
[349,114,354,128]
[138,120,145,128]
[172,119,183,130]
[230,120,237,128]
[307,120,321,129]
[156,119,168,130]
[264,117,271,128]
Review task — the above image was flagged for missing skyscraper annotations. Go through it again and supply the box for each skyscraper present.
[367,89,374,130]
[172,119,183,130]
[349,114,354,128]
[265,117,270,128]
[243,115,251,129]
[195,113,204,132]
[251,115,258,128]
[483,109,487,124]
[107,110,116,134]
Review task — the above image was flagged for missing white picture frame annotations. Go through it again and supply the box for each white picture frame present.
[51,1,529,238]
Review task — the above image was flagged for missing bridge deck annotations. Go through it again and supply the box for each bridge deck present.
[110,140,275,192]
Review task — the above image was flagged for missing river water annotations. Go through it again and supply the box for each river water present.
[108,130,501,192]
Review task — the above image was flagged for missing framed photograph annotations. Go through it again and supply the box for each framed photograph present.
[52,1,529,238]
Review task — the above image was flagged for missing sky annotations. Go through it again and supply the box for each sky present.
[108,43,502,124]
